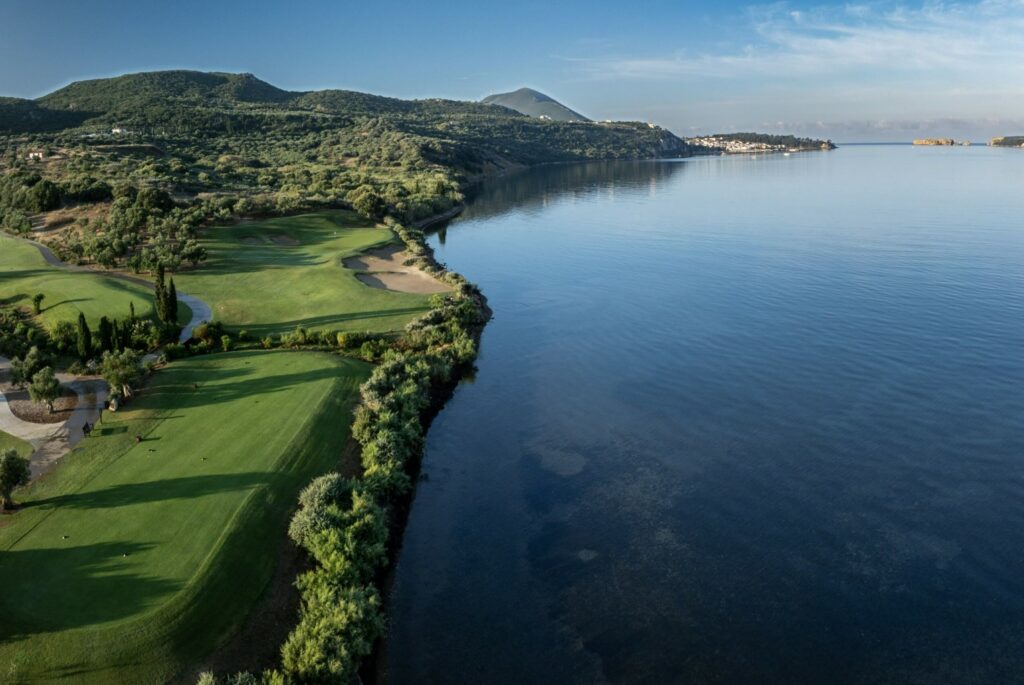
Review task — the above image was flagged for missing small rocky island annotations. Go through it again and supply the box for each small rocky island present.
[989,136,1024,148]
[912,138,971,146]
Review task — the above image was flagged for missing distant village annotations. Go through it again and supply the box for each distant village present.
[687,136,831,154]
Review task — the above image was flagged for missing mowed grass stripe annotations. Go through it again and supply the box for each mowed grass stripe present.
[172,210,430,337]
[0,350,369,684]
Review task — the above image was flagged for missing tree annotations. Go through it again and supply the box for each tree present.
[100,349,142,398]
[48,320,76,354]
[27,179,61,212]
[154,264,167,323]
[168,278,179,324]
[10,347,45,387]
[28,366,61,413]
[76,312,92,360]
[97,316,114,352]
[31,293,45,315]
[110,319,121,352]
[0,448,31,511]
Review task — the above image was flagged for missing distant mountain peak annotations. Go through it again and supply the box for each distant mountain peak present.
[481,88,589,122]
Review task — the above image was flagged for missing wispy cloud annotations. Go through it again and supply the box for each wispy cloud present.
[569,1,1024,82]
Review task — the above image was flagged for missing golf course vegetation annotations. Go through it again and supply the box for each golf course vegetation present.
[172,211,431,337]
[0,351,369,684]
[0,233,192,330]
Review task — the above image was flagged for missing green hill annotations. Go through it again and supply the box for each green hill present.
[39,70,293,110]
[481,87,590,122]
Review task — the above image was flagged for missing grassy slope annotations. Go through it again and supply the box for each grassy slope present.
[0,235,192,329]
[0,428,32,457]
[0,350,369,684]
[173,211,431,337]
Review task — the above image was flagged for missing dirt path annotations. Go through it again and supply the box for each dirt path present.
[342,244,451,294]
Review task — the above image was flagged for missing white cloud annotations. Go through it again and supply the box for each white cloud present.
[565,1,1024,139]
[569,1,1024,82]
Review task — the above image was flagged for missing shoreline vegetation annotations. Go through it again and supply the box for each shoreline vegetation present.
[0,69,825,683]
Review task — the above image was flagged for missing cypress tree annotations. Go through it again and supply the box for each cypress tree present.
[76,312,92,360]
[168,278,179,325]
[111,319,121,352]
[98,316,114,352]
[154,264,167,324]
[129,301,136,323]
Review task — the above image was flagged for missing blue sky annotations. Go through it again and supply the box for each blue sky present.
[2,0,1024,141]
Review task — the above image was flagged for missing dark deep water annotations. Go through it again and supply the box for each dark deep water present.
[382,146,1024,684]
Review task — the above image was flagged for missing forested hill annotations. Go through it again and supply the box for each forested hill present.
[0,70,687,163]
[0,70,697,263]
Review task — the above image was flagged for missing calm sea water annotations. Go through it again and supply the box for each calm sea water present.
[382,146,1024,684]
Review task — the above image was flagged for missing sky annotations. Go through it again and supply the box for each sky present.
[2,0,1024,141]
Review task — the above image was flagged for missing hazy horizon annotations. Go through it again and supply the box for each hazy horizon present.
[3,0,1024,142]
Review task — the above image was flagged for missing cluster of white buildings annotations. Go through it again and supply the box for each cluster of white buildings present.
[688,137,797,154]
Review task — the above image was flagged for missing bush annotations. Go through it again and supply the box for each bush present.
[163,342,186,359]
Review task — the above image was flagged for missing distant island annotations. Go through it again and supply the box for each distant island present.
[688,132,836,154]
[989,136,1024,148]
[912,138,971,146]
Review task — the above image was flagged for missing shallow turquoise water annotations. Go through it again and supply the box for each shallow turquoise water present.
[383,146,1024,684]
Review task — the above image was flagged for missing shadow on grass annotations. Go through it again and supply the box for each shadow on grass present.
[0,541,179,641]
[29,471,272,510]
[235,306,427,337]
[43,298,89,310]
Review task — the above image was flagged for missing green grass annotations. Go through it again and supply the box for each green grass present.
[172,210,431,337]
[0,350,369,684]
[0,429,32,458]
[0,234,193,330]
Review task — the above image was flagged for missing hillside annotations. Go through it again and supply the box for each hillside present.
[0,70,694,269]
[482,87,590,122]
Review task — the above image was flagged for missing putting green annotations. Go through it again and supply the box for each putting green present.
[0,350,369,683]
[172,211,431,337]
[0,234,192,330]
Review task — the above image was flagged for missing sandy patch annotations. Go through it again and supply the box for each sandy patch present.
[342,244,451,294]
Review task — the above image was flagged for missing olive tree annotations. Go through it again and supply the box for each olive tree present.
[28,366,61,413]
[100,349,142,398]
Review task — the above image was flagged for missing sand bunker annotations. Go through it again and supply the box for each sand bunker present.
[342,244,451,294]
